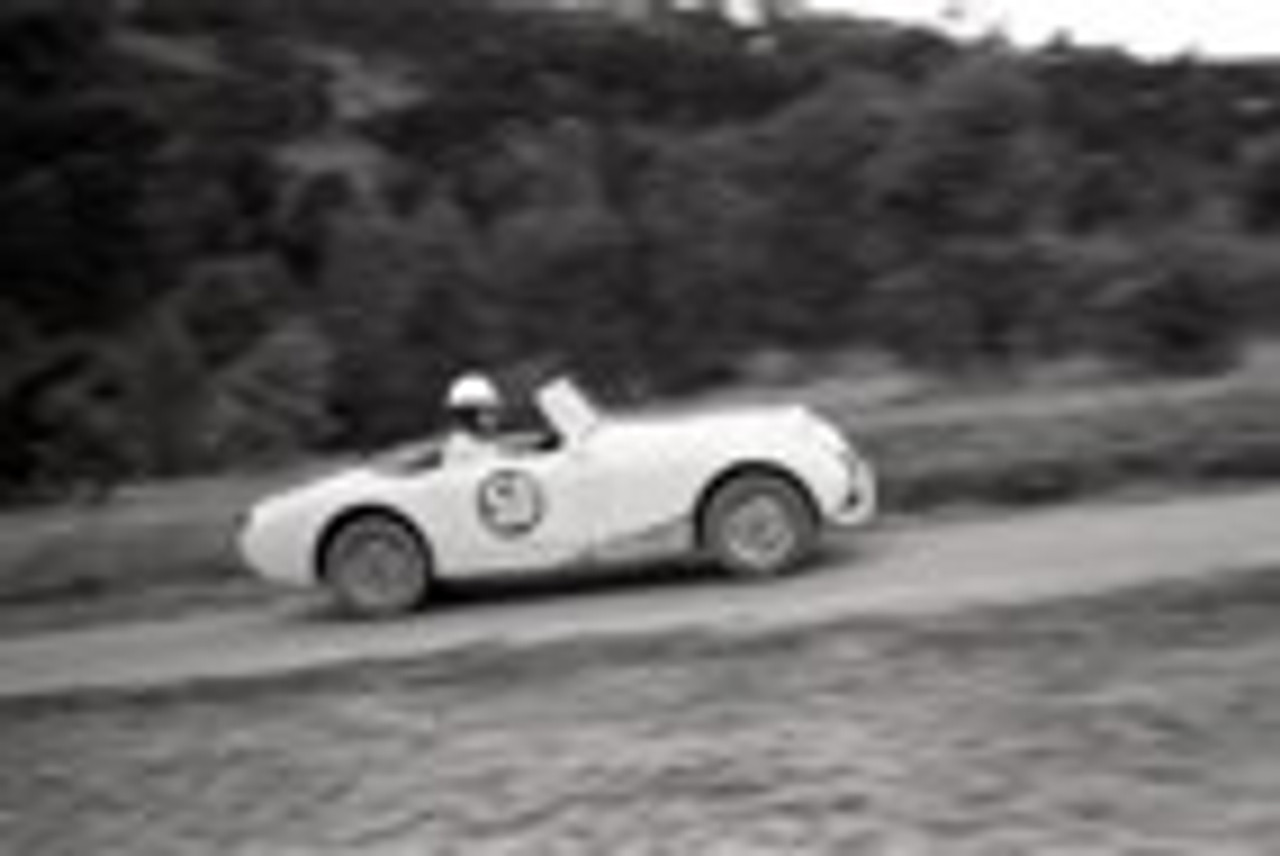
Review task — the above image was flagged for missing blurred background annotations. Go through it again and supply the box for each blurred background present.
[6,0,1280,504]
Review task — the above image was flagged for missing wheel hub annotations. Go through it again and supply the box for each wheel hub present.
[330,526,425,613]
[723,495,796,569]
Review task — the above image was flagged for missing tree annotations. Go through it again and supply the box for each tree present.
[866,241,1072,369]
[171,255,301,367]
[201,318,336,464]
[1095,233,1247,376]
[0,2,169,336]
[865,51,1055,252]
[115,313,211,475]
[635,132,775,381]
[1237,133,1280,233]
[318,194,490,444]
[740,71,907,345]
[318,202,428,442]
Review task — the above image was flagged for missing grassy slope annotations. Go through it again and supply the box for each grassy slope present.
[4,351,1280,631]
[6,565,1280,852]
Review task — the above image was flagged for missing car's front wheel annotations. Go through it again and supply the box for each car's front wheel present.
[701,472,817,579]
[320,512,433,618]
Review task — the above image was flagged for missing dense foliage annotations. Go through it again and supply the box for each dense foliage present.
[5,0,1280,499]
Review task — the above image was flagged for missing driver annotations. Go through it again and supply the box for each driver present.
[442,372,506,463]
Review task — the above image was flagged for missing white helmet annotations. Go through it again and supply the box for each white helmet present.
[446,372,501,411]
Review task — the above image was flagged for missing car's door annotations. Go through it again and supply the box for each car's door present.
[402,442,605,577]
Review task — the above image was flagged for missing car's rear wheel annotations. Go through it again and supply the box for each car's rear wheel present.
[320,512,432,617]
[702,472,817,579]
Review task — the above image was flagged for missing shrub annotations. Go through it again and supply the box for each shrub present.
[1097,261,1245,377]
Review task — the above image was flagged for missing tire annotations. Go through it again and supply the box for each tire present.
[320,512,433,618]
[701,472,818,579]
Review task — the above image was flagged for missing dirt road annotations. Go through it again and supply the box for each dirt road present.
[3,487,1280,699]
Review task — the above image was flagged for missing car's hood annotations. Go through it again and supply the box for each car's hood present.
[251,463,380,516]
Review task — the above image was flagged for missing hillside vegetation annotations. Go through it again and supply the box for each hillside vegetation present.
[7,0,1280,500]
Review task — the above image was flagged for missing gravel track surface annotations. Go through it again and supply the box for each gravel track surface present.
[3,487,1280,699]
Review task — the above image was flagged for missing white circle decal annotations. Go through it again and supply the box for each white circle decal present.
[477,470,545,537]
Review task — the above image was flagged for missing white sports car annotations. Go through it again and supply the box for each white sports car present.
[238,376,877,617]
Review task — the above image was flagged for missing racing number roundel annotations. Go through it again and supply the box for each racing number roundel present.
[477,469,545,538]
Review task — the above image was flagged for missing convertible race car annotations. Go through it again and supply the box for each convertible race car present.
[237,376,877,617]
